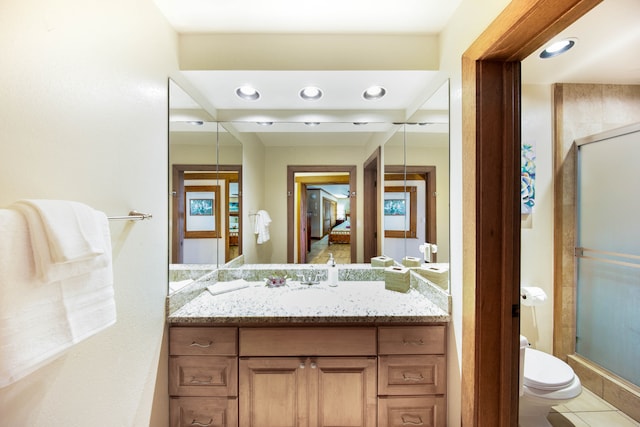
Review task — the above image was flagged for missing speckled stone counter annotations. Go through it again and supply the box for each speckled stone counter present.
[167,263,450,325]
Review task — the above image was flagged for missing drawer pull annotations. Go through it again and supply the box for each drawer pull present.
[402,371,425,381]
[190,418,213,426]
[402,338,425,346]
[189,376,213,384]
[401,414,424,425]
[190,340,214,348]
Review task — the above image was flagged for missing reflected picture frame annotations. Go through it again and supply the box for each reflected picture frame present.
[184,185,220,238]
[384,186,417,238]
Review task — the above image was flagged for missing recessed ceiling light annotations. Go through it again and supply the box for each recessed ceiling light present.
[299,87,323,101]
[235,85,260,101]
[363,86,386,100]
[539,38,577,59]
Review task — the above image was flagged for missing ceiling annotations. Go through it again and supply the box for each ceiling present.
[163,0,640,143]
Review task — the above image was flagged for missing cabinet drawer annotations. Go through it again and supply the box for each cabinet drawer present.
[378,355,446,395]
[169,356,238,397]
[378,326,445,355]
[378,396,446,427]
[170,327,237,356]
[239,327,376,356]
[170,397,238,427]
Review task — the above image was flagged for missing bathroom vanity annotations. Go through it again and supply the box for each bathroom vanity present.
[167,264,450,427]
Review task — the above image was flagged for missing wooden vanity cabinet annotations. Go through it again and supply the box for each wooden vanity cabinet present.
[169,327,238,427]
[239,327,378,427]
[169,324,447,427]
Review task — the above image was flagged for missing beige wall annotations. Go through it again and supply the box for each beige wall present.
[520,84,555,352]
[0,0,177,425]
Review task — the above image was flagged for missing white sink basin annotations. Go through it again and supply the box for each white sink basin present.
[277,287,338,308]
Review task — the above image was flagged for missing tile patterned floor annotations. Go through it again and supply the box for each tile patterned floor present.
[307,235,351,264]
[548,388,639,426]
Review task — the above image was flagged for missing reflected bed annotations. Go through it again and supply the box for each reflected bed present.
[328,220,350,244]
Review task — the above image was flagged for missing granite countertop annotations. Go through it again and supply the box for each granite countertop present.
[168,279,450,325]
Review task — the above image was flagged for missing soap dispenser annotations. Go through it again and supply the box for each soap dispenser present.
[327,253,338,287]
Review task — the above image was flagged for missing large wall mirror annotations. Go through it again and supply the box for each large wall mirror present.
[169,81,243,291]
[168,76,450,293]
[383,81,449,267]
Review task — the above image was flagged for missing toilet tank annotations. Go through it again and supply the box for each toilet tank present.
[519,335,528,396]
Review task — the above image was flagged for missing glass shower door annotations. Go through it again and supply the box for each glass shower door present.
[575,124,640,388]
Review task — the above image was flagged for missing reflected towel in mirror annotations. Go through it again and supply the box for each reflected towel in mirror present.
[254,210,272,244]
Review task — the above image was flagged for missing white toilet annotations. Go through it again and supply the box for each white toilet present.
[519,335,582,427]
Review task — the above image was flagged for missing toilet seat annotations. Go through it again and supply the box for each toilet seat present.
[523,348,575,391]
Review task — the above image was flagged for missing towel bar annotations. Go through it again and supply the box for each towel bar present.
[107,210,152,221]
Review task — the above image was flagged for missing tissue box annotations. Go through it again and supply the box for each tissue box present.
[402,256,422,267]
[371,255,394,267]
[384,266,410,293]
[417,264,449,290]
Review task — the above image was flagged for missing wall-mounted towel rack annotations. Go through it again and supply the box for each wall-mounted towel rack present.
[107,210,153,221]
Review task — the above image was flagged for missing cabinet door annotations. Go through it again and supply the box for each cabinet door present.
[239,357,308,427]
[170,397,238,427]
[309,357,377,427]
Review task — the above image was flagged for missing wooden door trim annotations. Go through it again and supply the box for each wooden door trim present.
[287,165,357,263]
[462,1,602,426]
[363,147,381,261]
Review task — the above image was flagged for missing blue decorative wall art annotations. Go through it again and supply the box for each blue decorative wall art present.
[521,142,536,214]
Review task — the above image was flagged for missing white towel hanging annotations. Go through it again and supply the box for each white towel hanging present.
[0,201,116,387]
[254,210,272,244]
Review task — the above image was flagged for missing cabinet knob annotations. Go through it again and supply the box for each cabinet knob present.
[189,376,213,385]
[190,419,213,427]
[190,340,213,348]
[402,371,425,381]
[402,338,425,346]
[401,414,424,425]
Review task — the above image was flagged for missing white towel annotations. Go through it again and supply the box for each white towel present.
[207,279,249,296]
[10,200,107,284]
[0,206,115,387]
[254,210,272,244]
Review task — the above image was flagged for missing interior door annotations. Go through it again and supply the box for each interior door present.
[298,184,309,264]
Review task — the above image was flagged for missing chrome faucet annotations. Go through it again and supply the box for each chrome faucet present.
[297,272,321,285]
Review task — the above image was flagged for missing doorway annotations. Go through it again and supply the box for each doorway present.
[287,165,357,264]
[363,147,380,261]
[461,1,601,425]
[171,164,242,265]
